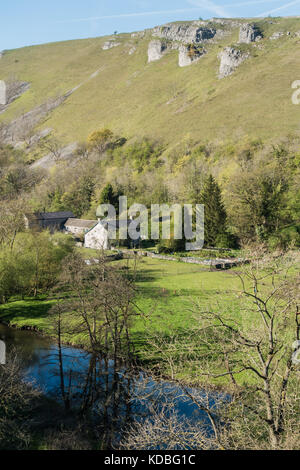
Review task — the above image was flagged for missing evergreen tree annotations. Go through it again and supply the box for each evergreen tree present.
[99,183,120,213]
[200,175,227,246]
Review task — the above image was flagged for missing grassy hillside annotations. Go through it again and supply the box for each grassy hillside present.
[1,17,300,149]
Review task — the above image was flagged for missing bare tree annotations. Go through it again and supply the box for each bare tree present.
[120,406,216,450]
[0,198,27,249]
[0,349,41,449]
[133,248,300,450]
[188,248,300,449]
[75,141,90,161]
[38,134,62,161]
[55,252,141,362]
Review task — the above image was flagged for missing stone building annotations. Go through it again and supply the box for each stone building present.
[84,221,111,250]
[24,211,75,232]
[64,218,98,236]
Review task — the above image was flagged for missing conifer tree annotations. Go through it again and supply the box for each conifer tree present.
[200,175,227,246]
[99,183,120,213]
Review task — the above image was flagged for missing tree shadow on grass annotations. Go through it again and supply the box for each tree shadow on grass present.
[136,285,208,302]
[134,268,160,283]
[0,300,56,324]
[130,327,195,367]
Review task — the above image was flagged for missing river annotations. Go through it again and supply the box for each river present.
[0,323,220,448]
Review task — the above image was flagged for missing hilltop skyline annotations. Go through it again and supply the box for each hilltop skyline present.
[1,1,300,50]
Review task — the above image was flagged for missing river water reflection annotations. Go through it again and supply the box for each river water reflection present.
[0,323,219,448]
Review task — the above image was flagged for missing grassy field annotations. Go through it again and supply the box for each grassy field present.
[0,256,240,329]
[0,256,242,381]
[132,256,240,336]
[1,17,300,150]
[0,257,239,334]
[0,252,297,389]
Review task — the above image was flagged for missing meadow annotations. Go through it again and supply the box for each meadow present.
[0,255,243,380]
[1,17,300,152]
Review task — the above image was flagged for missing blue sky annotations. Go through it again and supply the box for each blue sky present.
[1,0,300,50]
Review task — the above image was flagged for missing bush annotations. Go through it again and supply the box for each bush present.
[267,226,300,250]
[0,231,75,301]
[157,237,185,254]
[215,232,240,249]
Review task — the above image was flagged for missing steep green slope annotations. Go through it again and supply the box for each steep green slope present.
[0,17,300,148]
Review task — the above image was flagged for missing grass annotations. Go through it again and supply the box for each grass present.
[132,256,240,332]
[0,256,242,375]
[0,257,240,338]
[0,254,296,388]
[76,246,114,259]
[0,17,300,151]
[0,298,56,333]
[129,257,243,382]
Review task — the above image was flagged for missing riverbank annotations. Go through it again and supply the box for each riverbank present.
[0,256,246,388]
[0,322,225,450]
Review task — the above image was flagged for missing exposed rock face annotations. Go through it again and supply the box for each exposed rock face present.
[239,23,261,43]
[149,22,216,66]
[270,31,285,40]
[0,80,30,108]
[131,31,145,39]
[178,45,206,67]
[152,23,216,44]
[128,46,136,55]
[218,47,249,79]
[1,95,66,144]
[211,18,242,28]
[0,81,6,105]
[148,40,170,62]
[31,142,78,170]
[102,39,121,50]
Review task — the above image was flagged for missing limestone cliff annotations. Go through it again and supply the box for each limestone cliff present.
[218,47,250,79]
[152,22,216,44]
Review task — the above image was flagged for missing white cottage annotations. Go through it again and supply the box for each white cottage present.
[84,220,111,250]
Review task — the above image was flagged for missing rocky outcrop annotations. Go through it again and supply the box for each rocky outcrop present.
[211,18,242,28]
[148,21,216,67]
[239,23,262,43]
[218,47,249,79]
[128,46,136,55]
[102,39,121,50]
[178,45,206,67]
[0,81,6,105]
[131,31,145,39]
[0,80,30,108]
[1,95,66,144]
[152,23,216,44]
[148,40,170,62]
[31,142,78,170]
[270,31,285,40]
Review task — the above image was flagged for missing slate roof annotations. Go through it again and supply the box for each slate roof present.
[35,211,75,220]
[65,218,97,229]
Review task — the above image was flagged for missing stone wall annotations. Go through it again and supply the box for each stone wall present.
[111,248,247,269]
